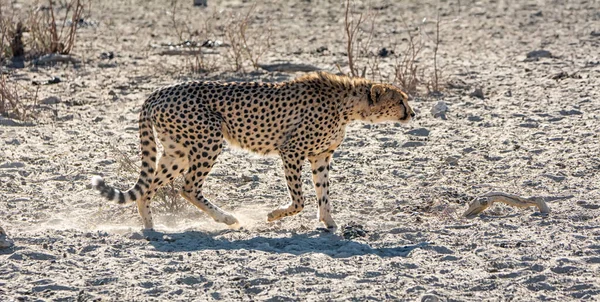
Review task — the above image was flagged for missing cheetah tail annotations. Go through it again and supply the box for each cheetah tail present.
[90,109,156,205]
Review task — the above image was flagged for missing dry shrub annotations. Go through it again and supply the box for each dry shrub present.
[167,0,220,73]
[425,13,445,93]
[110,145,188,214]
[0,74,40,120]
[0,0,85,58]
[341,0,378,78]
[341,0,446,96]
[28,0,85,55]
[394,15,445,96]
[223,3,273,72]
[393,24,424,96]
[0,0,19,60]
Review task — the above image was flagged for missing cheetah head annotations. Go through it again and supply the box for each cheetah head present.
[365,84,415,124]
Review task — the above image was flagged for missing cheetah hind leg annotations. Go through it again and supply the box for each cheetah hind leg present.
[179,138,239,229]
[180,191,240,229]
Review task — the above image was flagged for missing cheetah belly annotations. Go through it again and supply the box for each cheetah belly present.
[221,121,283,155]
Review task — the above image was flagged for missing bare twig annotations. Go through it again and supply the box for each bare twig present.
[343,0,363,77]
[463,192,550,219]
[27,0,85,56]
[393,22,423,96]
[224,4,273,72]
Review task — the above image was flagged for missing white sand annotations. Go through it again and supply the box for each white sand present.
[1,0,599,300]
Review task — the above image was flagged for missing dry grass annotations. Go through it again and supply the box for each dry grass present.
[393,15,446,96]
[425,12,445,93]
[0,74,40,120]
[341,0,379,78]
[223,3,273,72]
[340,0,446,96]
[0,0,19,60]
[393,24,424,96]
[110,144,188,214]
[0,0,85,59]
[27,0,85,56]
[167,1,224,74]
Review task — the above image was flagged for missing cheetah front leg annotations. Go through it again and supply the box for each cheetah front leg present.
[267,152,306,222]
[309,153,337,231]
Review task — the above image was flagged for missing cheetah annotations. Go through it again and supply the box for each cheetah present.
[91,72,415,231]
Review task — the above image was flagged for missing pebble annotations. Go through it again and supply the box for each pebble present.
[402,141,425,148]
[431,101,449,119]
[406,128,430,137]
[0,162,25,169]
[0,226,13,248]
[470,88,484,99]
[40,96,61,105]
[559,109,583,116]
[526,50,552,58]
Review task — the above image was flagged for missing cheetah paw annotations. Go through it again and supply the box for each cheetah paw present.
[217,213,240,228]
[320,218,338,233]
[267,209,285,222]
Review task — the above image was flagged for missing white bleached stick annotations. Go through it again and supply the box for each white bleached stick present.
[463,191,550,219]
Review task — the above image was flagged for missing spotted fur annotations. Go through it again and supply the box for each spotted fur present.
[91,72,415,230]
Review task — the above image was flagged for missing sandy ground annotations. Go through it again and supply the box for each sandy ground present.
[1,0,600,300]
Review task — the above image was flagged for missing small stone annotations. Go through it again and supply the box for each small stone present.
[129,232,145,240]
[421,294,443,302]
[541,174,565,182]
[315,46,328,53]
[47,77,61,84]
[468,115,483,122]
[0,162,25,169]
[5,138,20,145]
[40,96,61,105]
[526,50,552,59]
[470,88,484,99]
[431,101,449,119]
[193,0,207,6]
[100,51,115,60]
[378,48,392,57]
[559,109,583,116]
[0,226,14,249]
[405,128,430,137]
[445,155,460,166]
[402,141,425,148]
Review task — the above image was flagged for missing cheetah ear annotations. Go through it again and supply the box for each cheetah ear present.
[369,84,386,105]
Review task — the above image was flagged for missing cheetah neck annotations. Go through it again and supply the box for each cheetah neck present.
[343,84,373,123]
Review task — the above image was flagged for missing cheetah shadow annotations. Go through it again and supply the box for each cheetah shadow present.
[143,230,426,258]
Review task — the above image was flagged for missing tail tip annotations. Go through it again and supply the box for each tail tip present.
[91,175,104,188]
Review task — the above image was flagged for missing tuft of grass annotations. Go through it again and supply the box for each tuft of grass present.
[393,23,424,96]
[223,3,273,72]
[167,0,220,74]
[28,0,85,56]
[110,144,189,214]
[0,0,86,60]
[340,0,446,96]
[0,74,40,120]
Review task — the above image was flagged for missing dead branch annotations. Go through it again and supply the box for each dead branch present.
[344,0,363,77]
[463,192,550,219]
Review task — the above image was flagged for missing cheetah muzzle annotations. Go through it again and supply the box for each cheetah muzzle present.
[91,71,415,232]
